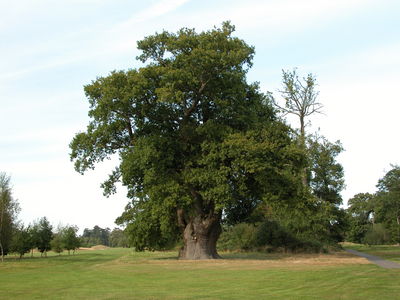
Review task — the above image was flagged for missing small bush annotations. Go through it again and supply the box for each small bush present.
[218,223,257,251]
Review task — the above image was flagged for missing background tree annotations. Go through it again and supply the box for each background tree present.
[274,69,322,186]
[307,134,344,205]
[50,233,64,255]
[0,173,20,261]
[62,226,80,255]
[271,70,347,245]
[71,22,305,259]
[345,167,400,245]
[28,222,41,257]
[109,228,128,248]
[36,217,53,257]
[219,133,347,249]
[81,225,110,247]
[346,193,375,243]
[307,134,347,243]
[11,225,32,259]
[374,166,400,244]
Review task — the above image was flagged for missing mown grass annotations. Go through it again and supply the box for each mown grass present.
[1,248,400,299]
[343,242,400,263]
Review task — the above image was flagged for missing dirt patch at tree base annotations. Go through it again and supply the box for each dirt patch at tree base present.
[104,251,371,270]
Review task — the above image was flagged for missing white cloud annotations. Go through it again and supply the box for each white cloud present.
[128,0,190,24]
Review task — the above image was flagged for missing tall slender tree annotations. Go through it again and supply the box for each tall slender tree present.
[276,69,322,140]
[274,69,322,186]
[36,217,53,257]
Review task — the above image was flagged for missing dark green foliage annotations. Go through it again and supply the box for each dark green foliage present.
[346,193,375,243]
[50,234,64,255]
[263,133,348,247]
[81,225,110,247]
[11,226,32,258]
[28,224,40,256]
[218,221,325,253]
[218,223,257,251]
[255,220,294,249]
[255,219,325,253]
[308,134,344,205]
[62,226,80,255]
[117,201,179,251]
[374,166,400,243]
[35,217,53,256]
[375,166,400,242]
[301,134,347,244]
[271,71,347,247]
[346,166,400,244]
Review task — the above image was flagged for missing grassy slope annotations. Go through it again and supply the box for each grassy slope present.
[343,243,400,263]
[1,248,399,300]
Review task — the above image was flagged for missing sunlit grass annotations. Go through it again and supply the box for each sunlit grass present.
[1,248,399,299]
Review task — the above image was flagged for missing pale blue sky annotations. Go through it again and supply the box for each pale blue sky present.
[1,0,399,231]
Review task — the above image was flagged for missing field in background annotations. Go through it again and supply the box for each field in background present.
[1,247,400,299]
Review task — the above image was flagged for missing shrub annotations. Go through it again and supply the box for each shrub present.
[218,223,257,251]
[256,220,325,253]
[218,221,326,253]
[363,223,391,245]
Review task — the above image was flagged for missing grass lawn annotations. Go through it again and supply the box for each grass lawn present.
[342,242,400,263]
[1,248,400,299]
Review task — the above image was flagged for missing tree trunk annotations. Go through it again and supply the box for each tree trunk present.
[299,115,308,186]
[179,216,221,260]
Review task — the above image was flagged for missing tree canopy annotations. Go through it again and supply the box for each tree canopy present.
[35,217,53,256]
[70,22,306,259]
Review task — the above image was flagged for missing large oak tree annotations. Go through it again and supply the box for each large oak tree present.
[70,23,305,259]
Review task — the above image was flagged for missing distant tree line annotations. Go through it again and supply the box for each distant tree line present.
[80,226,128,248]
[7,216,80,259]
[0,172,128,260]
